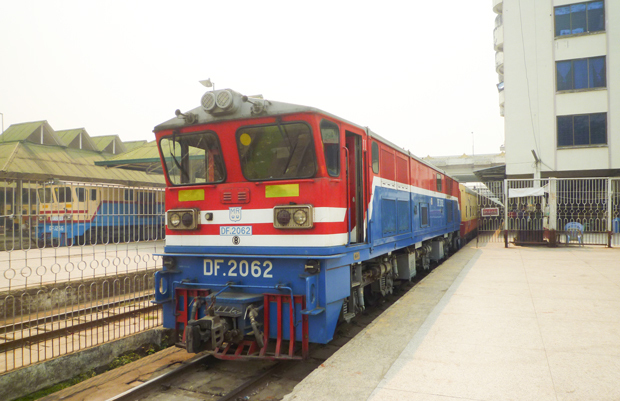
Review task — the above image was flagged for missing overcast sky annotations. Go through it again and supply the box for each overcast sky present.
[0,1,504,158]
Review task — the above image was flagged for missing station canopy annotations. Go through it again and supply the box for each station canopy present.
[0,121,165,187]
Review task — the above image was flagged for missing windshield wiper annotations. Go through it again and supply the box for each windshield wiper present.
[281,126,300,175]
[169,131,189,183]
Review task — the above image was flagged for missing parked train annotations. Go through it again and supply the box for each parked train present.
[153,89,479,360]
[460,184,479,242]
[0,184,38,231]
[35,183,165,246]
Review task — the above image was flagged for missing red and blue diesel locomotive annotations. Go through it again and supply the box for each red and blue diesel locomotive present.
[153,89,473,360]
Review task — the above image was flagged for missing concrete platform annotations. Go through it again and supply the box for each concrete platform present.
[283,241,620,401]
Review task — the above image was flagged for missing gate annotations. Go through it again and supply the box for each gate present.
[475,178,619,247]
[556,178,609,246]
[612,178,620,247]
[473,181,504,243]
[506,179,549,245]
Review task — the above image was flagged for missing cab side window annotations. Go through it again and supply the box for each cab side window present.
[372,142,379,174]
[320,120,340,177]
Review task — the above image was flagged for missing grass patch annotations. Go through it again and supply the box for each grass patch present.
[14,371,96,401]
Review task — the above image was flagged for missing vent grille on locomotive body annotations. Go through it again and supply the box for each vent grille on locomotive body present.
[153,87,474,360]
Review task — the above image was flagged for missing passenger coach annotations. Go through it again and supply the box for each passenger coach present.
[153,89,462,359]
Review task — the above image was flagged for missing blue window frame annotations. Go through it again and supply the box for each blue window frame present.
[555,1,604,37]
[556,57,605,91]
[557,113,607,147]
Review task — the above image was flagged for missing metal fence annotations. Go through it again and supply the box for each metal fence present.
[474,177,620,247]
[0,180,165,374]
[472,181,505,243]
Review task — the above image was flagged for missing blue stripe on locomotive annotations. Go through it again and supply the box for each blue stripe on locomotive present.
[157,185,461,345]
[371,185,461,247]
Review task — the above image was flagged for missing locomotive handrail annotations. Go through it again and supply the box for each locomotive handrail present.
[251,178,316,185]
[344,146,351,247]
[157,252,347,259]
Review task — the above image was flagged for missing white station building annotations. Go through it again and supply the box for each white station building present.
[494,0,620,179]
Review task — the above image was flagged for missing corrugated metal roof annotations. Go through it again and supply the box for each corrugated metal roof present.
[56,128,99,152]
[91,135,127,154]
[56,129,82,143]
[123,140,148,152]
[0,141,165,186]
[94,140,163,174]
[0,121,65,146]
[100,140,160,162]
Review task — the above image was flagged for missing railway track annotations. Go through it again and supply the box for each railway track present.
[104,279,422,401]
[0,293,159,353]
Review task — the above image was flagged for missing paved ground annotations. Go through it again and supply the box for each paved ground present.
[284,241,620,401]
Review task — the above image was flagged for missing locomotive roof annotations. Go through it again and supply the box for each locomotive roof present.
[154,89,455,181]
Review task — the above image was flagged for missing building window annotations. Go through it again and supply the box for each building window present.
[556,57,606,91]
[557,113,607,147]
[555,2,604,37]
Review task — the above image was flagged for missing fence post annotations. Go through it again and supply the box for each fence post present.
[548,178,557,247]
[504,179,508,248]
[608,177,613,248]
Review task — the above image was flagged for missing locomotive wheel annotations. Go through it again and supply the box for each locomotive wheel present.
[363,288,381,308]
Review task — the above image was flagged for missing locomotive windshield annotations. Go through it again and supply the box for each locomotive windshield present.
[236,122,316,181]
[159,131,225,185]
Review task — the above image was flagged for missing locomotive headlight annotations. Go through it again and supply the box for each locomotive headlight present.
[167,208,200,230]
[181,212,194,227]
[273,205,313,229]
[215,90,234,109]
[293,210,307,225]
[201,92,216,111]
[277,210,291,226]
[169,213,181,227]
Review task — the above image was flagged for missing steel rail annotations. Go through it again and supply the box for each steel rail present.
[105,355,284,401]
[105,353,213,401]
[216,361,284,401]
[0,293,155,335]
[0,303,160,353]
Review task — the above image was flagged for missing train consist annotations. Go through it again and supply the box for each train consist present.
[153,89,479,360]
[35,183,165,246]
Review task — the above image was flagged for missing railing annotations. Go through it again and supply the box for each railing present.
[475,177,620,248]
[0,180,165,374]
